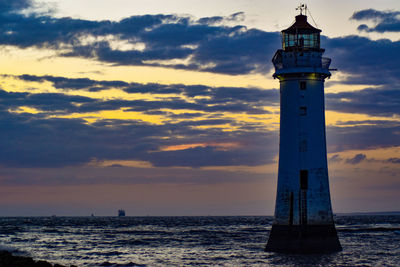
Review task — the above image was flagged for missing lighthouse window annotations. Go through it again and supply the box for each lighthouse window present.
[300,170,308,190]
[300,106,307,116]
[282,33,296,49]
[282,32,320,50]
[298,33,320,48]
[300,81,306,90]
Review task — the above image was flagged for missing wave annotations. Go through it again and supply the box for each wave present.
[338,227,400,233]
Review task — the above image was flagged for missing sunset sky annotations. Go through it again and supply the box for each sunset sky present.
[0,0,399,216]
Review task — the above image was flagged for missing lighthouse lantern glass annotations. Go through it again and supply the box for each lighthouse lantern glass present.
[282,32,320,50]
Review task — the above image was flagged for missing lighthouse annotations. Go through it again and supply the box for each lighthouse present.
[265,6,342,253]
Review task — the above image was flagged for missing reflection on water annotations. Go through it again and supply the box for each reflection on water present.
[0,215,399,266]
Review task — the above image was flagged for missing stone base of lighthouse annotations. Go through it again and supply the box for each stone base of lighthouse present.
[265,224,342,253]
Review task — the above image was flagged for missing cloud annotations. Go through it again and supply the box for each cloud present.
[329,154,343,163]
[3,72,400,169]
[0,5,399,170]
[331,154,400,165]
[62,25,279,75]
[351,9,400,21]
[0,75,280,168]
[387,158,400,164]
[0,1,279,75]
[198,12,245,25]
[5,71,400,166]
[12,73,400,119]
[351,9,400,32]
[324,36,400,86]
[0,110,278,168]
[0,84,278,168]
[1,4,399,82]
[145,130,277,168]
[9,74,279,115]
[327,123,400,152]
[0,89,94,114]
[326,87,400,117]
[0,0,32,13]
[75,97,268,115]
[0,163,269,187]
[15,74,129,92]
[345,154,367,164]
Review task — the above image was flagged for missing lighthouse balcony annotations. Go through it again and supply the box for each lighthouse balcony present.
[272,49,331,71]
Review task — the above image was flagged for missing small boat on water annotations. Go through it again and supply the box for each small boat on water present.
[118,209,126,217]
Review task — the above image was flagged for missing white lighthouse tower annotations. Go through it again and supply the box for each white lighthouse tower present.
[265,6,342,253]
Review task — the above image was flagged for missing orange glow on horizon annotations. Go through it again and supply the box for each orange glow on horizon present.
[159,142,241,152]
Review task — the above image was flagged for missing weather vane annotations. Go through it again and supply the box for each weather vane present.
[296,3,307,15]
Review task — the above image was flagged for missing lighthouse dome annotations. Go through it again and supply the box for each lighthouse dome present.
[282,15,321,51]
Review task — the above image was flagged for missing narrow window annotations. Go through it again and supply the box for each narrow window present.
[300,170,308,190]
[300,81,306,90]
[300,106,307,116]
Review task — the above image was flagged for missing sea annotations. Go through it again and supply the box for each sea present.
[0,215,399,266]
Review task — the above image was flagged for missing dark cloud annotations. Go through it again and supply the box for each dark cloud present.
[333,120,400,126]
[327,123,400,152]
[9,74,279,115]
[324,36,400,85]
[326,87,400,117]
[0,1,280,75]
[0,110,153,167]
[4,94,398,169]
[330,153,400,165]
[351,9,400,32]
[168,112,205,119]
[0,83,278,168]
[0,4,398,81]
[13,73,400,119]
[196,16,224,25]
[345,154,367,164]
[145,143,273,168]
[351,9,399,21]
[0,108,278,168]
[61,26,279,75]
[15,74,128,92]
[8,84,400,169]
[0,0,31,13]
[0,89,94,114]
[356,24,369,31]
[198,12,245,25]
[0,5,399,170]
[387,158,400,164]
[141,127,278,168]
[74,95,270,115]
[191,28,277,74]
[0,13,108,48]
[1,82,399,169]
[5,72,400,165]
[0,163,269,187]
[329,154,343,163]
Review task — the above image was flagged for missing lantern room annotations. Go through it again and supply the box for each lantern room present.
[282,14,321,51]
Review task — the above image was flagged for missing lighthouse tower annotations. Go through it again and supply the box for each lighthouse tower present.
[265,6,341,253]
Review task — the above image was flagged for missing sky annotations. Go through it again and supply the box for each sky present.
[0,0,399,216]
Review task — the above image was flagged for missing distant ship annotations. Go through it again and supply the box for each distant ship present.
[118,209,126,217]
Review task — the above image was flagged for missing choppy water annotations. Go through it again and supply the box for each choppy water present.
[0,215,399,266]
